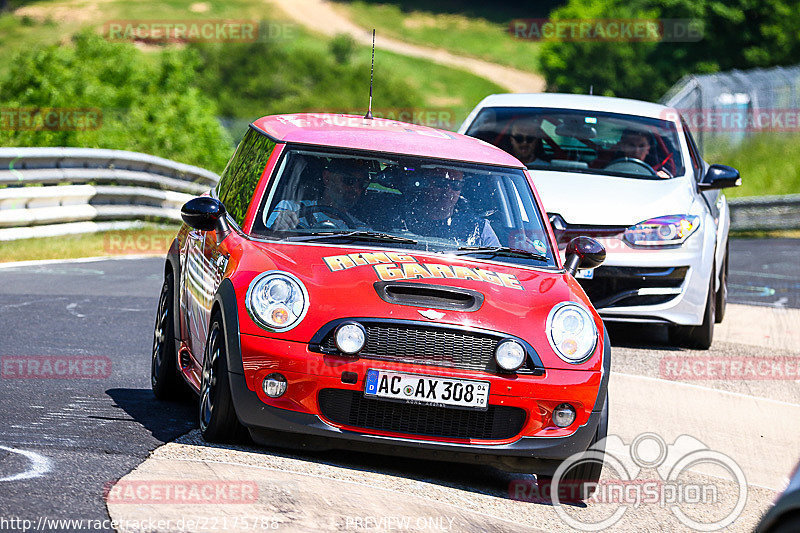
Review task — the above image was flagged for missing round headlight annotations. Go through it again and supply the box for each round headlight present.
[246,272,309,332]
[495,339,526,371]
[335,322,366,354]
[546,302,598,363]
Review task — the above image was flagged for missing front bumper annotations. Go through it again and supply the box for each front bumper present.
[227,331,609,472]
[565,232,714,326]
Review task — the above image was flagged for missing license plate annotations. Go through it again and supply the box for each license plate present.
[364,369,490,411]
[575,269,594,279]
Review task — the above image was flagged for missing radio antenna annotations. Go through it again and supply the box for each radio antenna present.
[365,29,375,119]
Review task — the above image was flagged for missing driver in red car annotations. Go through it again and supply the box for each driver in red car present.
[609,128,672,179]
[268,160,371,230]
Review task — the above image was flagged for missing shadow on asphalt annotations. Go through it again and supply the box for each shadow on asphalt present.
[107,388,197,443]
[606,323,682,351]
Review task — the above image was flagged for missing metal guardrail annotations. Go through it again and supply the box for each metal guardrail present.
[729,194,800,231]
[0,148,218,241]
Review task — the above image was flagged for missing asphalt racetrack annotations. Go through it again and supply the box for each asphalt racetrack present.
[0,237,798,532]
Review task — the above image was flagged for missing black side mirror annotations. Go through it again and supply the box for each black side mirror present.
[699,164,741,190]
[181,197,230,242]
[564,236,605,276]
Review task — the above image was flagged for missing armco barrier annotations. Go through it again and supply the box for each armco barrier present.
[0,147,218,241]
[728,194,800,231]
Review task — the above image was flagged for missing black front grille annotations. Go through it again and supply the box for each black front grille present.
[318,388,526,440]
[318,322,538,374]
[578,266,688,308]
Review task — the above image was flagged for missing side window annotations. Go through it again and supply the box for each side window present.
[681,119,703,180]
[216,129,277,227]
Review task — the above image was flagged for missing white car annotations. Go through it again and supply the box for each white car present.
[459,93,741,349]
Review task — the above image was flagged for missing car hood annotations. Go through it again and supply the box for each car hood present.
[530,170,695,226]
[232,241,601,371]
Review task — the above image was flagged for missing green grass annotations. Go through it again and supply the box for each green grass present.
[0,0,501,131]
[335,1,541,74]
[0,225,180,262]
[705,133,800,198]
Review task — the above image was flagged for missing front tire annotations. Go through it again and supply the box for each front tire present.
[670,267,715,349]
[538,394,608,501]
[151,271,184,399]
[715,245,728,323]
[199,316,247,442]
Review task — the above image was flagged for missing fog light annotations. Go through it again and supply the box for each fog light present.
[495,339,526,371]
[263,373,287,398]
[553,403,576,427]
[334,322,366,355]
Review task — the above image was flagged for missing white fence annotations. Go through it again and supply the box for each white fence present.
[0,148,218,241]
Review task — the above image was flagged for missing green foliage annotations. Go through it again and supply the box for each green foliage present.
[0,31,233,172]
[189,35,421,121]
[329,33,356,64]
[540,0,800,101]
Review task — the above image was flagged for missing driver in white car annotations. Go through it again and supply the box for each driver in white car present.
[611,128,672,179]
[267,160,371,230]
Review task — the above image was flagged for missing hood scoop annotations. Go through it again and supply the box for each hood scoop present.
[374,282,484,312]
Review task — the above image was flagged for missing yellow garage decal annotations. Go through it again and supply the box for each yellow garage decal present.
[323,253,523,290]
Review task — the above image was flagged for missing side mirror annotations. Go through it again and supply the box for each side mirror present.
[699,164,741,190]
[564,236,605,276]
[181,197,230,242]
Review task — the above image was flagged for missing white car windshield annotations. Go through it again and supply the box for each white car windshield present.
[251,147,557,268]
[465,107,685,180]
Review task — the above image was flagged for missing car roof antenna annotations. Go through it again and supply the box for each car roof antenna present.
[589,85,593,95]
[365,29,375,119]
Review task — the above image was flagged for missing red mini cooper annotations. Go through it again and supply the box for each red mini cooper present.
[151,114,609,494]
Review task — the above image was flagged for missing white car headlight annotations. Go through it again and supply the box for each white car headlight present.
[624,215,700,247]
[546,302,598,364]
[246,271,309,332]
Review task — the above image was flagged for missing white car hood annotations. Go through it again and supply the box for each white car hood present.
[530,170,695,226]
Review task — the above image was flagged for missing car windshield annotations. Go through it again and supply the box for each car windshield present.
[465,107,685,180]
[251,147,557,268]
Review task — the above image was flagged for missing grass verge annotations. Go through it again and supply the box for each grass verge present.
[0,225,179,263]
[705,133,800,198]
[334,1,541,74]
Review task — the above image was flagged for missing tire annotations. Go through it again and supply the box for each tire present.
[715,244,729,323]
[199,315,247,442]
[539,394,609,501]
[151,271,184,400]
[670,267,715,350]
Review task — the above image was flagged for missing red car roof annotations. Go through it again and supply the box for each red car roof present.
[251,114,524,167]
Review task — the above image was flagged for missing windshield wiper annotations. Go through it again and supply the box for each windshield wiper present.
[286,230,418,244]
[447,246,549,262]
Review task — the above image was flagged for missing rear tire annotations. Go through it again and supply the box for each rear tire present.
[670,267,715,350]
[199,315,248,442]
[151,271,184,400]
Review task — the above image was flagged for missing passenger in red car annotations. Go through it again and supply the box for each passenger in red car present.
[399,168,500,247]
